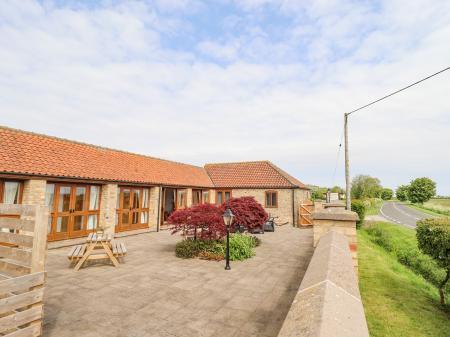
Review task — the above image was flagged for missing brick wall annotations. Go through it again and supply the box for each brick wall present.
[99,184,118,234]
[22,179,47,206]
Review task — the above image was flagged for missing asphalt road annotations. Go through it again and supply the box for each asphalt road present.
[380,201,431,228]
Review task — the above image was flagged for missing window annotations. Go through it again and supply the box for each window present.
[177,189,186,209]
[202,191,209,204]
[193,189,209,206]
[216,190,232,205]
[0,180,23,204]
[265,191,278,208]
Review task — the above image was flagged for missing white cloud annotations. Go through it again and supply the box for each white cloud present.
[0,0,450,194]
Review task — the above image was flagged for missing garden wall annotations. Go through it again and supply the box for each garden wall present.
[277,230,369,337]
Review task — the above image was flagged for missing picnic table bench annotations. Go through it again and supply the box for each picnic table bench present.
[67,232,127,271]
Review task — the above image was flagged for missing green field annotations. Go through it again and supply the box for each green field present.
[407,198,450,217]
[358,224,450,337]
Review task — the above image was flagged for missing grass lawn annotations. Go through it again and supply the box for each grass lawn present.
[358,230,450,337]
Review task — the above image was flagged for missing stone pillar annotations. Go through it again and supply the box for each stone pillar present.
[312,209,359,273]
[99,184,118,235]
[22,179,47,206]
[209,189,216,204]
[149,186,161,230]
[186,188,193,208]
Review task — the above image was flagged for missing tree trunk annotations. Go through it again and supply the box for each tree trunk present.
[439,268,450,305]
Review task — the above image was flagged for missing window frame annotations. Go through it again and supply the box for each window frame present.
[0,180,24,204]
[265,190,278,208]
[176,189,187,209]
[47,183,102,241]
[215,190,232,205]
[192,189,210,206]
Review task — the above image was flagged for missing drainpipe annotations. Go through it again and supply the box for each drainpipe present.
[292,189,295,227]
[156,186,162,232]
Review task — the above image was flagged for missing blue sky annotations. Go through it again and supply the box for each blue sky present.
[1,0,450,194]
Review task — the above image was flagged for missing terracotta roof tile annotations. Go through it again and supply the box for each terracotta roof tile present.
[204,161,308,189]
[0,127,213,188]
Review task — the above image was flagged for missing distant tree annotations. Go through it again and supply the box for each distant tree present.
[351,175,382,199]
[380,188,393,200]
[408,177,436,204]
[310,186,327,200]
[396,185,409,202]
[330,186,344,194]
[416,218,450,305]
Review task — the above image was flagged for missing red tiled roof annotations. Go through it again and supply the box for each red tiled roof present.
[0,127,213,188]
[204,161,309,189]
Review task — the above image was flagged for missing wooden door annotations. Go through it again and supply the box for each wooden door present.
[116,187,149,232]
[298,201,314,227]
[53,185,72,240]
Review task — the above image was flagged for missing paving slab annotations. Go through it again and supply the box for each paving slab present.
[43,225,313,337]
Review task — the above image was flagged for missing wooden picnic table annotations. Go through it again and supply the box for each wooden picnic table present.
[71,233,120,271]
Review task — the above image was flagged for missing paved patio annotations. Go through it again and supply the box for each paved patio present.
[43,225,314,337]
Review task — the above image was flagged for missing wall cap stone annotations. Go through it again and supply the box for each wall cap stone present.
[277,230,369,337]
[312,209,358,221]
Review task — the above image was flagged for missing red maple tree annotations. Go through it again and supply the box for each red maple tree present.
[220,197,268,231]
[167,203,226,240]
[168,196,269,240]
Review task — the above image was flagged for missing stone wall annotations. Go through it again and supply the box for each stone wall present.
[22,179,46,206]
[277,230,370,337]
[231,188,294,224]
[99,184,118,234]
[231,188,310,225]
[148,186,160,230]
[312,208,359,273]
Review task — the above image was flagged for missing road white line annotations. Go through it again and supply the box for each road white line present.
[392,202,422,220]
[380,203,416,229]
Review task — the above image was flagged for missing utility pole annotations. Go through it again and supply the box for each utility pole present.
[344,113,351,210]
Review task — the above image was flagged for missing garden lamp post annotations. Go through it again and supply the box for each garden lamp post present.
[223,208,234,270]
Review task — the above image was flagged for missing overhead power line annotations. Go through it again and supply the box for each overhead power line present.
[343,65,450,210]
[347,66,450,116]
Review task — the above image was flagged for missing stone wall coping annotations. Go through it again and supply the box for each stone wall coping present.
[277,230,369,337]
[312,209,358,221]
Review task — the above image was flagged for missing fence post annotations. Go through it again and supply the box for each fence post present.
[31,205,49,273]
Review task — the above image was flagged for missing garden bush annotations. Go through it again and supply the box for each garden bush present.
[364,222,450,300]
[228,234,256,261]
[351,200,366,228]
[174,234,260,261]
[417,218,450,304]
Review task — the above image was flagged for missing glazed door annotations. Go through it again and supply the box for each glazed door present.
[116,187,150,232]
[53,185,72,240]
[47,183,101,241]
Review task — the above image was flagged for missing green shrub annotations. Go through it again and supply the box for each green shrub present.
[351,200,366,228]
[175,239,223,259]
[363,222,450,303]
[417,218,450,304]
[396,185,409,201]
[175,234,259,261]
[229,234,255,261]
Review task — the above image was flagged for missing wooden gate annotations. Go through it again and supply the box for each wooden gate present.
[0,204,48,337]
[298,201,314,227]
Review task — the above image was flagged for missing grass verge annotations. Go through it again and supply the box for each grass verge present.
[358,230,450,337]
[406,202,450,218]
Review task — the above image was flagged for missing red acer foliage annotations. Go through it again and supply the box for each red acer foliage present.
[167,203,226,240]
[220,197,268,231]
